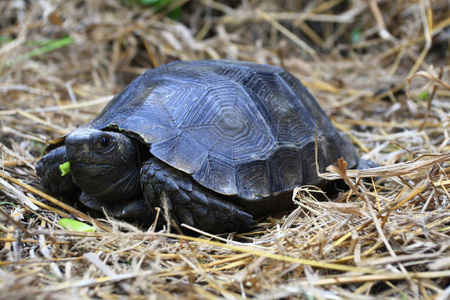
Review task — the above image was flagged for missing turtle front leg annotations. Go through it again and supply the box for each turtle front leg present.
[140,158,255,234]
[35,146,80,199]
[79,193,157,227]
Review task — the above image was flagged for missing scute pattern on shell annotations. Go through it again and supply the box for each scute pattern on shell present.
[87,60,358,201]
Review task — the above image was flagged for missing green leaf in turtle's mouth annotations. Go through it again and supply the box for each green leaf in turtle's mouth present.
[59,162,70,176]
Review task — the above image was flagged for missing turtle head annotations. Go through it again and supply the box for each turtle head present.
[65,128,141,202]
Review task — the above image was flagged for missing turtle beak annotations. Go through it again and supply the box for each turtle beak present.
[65,129,112,181]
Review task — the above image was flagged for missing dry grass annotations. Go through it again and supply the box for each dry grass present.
[1,0,449,299]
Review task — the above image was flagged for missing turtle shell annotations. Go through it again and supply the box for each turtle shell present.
[86,60,358,201]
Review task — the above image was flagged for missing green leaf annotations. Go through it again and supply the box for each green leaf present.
[0,35,14,44]
[350,28,362,44]
[0,202,17,207]
[168,7,181,21]
[58,218,96,232]
[118,0,182,20]
[6,36,73,67]
[419,91,429,100]
[59,162,70,176]
[140,0,163,4]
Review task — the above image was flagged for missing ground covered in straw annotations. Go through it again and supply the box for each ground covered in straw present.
[1,0,449,299]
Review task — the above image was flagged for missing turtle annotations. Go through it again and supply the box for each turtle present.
[36,60,362,233]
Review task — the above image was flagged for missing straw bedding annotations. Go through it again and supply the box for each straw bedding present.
[0,0,449,299]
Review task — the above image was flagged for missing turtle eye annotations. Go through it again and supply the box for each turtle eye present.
[99,137,109,148]
[94,135,114,153]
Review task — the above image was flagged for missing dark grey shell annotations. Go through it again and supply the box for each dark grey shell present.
[86,60,358,202]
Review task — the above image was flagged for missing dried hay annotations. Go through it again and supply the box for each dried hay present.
[0,0,449,299]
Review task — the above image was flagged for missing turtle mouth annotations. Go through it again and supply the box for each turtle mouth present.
[70,162,114,180]
[70,161,142,202]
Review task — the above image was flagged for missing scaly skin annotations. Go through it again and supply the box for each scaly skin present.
[35,146,80,199]
[140,157,255,233]
[36,144,254,233]
[79,192,156,227]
